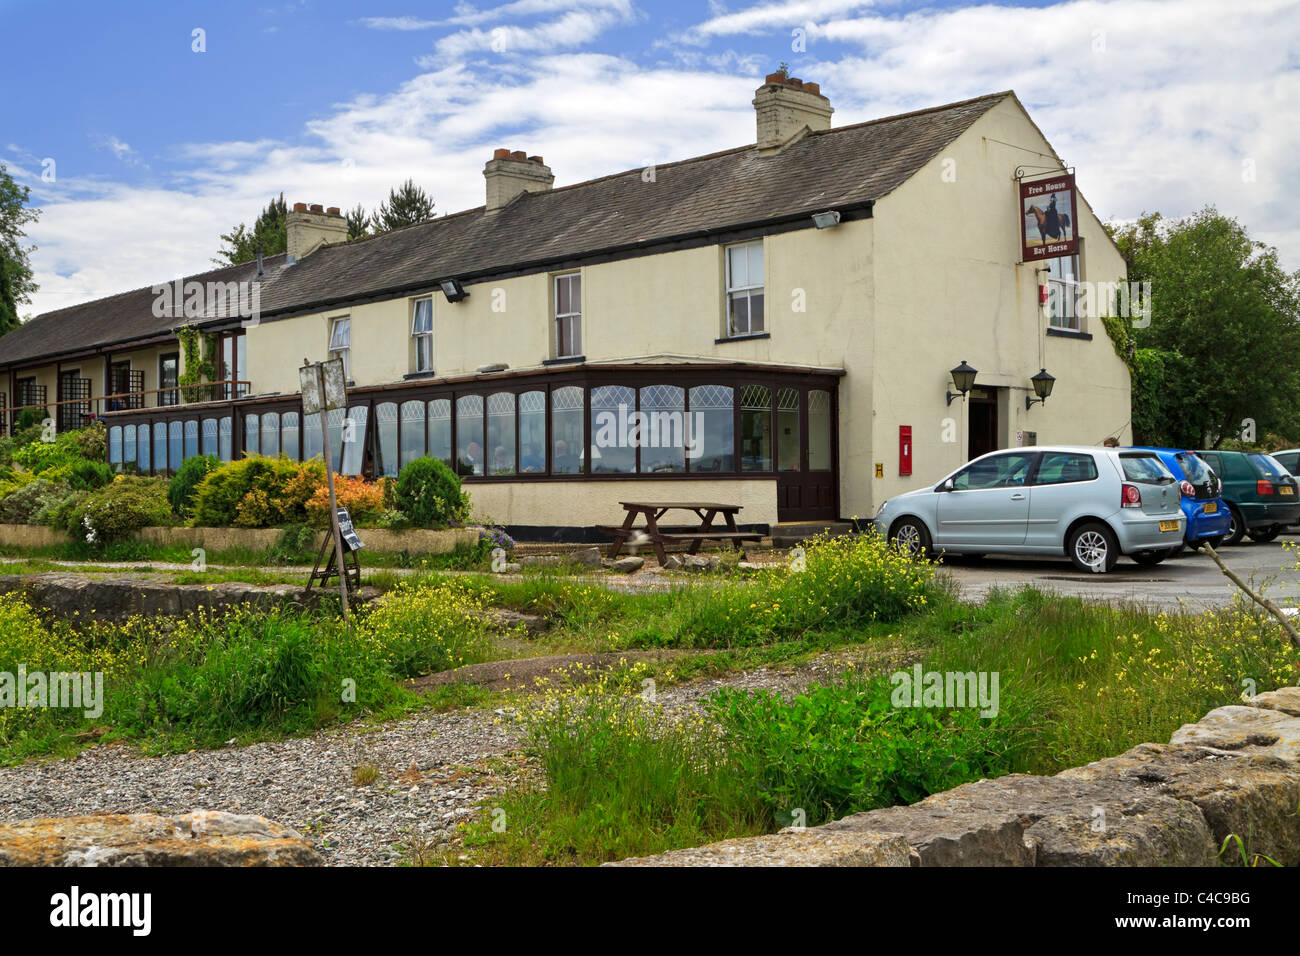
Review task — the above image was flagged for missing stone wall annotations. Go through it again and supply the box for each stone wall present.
[0,572,377,622]
[609,686,1300,866]
[0,523,477,555]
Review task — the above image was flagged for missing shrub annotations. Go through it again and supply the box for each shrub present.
[642,530,935,648]
[67,460,113,491]
[0,478,70,524]
[14,407,45,431]
[304,474,386,529]
[34,489,90,531]
[356,580,496,676]
[191,456,324,528]
[395,456,468,527]
[168,454,219,517]
[70,475,172,544]
[708,674,1033,827]
[73,421,107,462]
[11,429,85,476]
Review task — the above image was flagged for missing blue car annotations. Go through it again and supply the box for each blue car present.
[1131,447,1230,549]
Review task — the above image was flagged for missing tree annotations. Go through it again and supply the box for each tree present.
[214,193,288,266]
[372,179,435,232]
[1106,207,1300,448]
[0,162,40,335]
[345,203,371,240]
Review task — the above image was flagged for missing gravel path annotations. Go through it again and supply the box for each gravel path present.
[0,710,520,866]
[0,646,911,866]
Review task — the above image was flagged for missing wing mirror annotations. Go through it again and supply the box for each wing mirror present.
[941,478,955,492]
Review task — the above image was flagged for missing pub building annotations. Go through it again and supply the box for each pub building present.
[0,78,1130,538]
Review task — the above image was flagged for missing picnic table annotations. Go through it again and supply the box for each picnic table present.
[603,501,763,565]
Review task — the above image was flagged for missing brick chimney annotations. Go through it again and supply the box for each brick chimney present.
[286,202,348,259]
[753,73,833,153]
[483,149,554,213]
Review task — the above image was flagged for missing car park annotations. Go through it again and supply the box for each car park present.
[873,445,1185,573]
[1194,449,1300,544]
[1130,447,1230,550]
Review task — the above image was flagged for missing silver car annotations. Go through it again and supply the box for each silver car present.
[872,445,1185,572]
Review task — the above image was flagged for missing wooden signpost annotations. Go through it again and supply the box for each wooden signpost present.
[307,506,364,599]
[299,357,353,622]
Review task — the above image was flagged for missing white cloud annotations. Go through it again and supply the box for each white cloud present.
[14,0,1300,320]
[688,0,877,38]
[427,2,637,59]
[92,135,142,166]
[358,16,443,31]
[16,56,752,318]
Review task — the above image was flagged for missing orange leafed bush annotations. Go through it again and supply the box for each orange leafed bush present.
[304,475,387,528]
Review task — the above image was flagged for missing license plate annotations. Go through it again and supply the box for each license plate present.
[1159,520,1179,532]
[1282,485,1294,496]
[1203,502,1217,514]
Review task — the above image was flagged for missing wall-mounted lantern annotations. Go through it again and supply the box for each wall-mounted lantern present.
[946,360,977,406]
[1025,368,1056,410]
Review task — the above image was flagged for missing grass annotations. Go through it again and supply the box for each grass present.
[457,583,1300,866]
[0,538,494,573]
[0,578,504,763]
[4,527,1298,868]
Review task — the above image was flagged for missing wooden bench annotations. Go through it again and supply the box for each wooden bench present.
[605,501,761,565]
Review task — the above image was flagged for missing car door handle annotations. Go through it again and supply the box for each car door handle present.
[1010,493,1025,500]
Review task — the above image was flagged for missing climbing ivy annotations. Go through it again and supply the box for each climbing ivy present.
[176,326,218,401]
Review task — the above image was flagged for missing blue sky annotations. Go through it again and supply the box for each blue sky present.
[3,0,1297,317]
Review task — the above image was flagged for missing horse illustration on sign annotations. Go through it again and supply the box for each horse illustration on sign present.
[1020,173,1079,261]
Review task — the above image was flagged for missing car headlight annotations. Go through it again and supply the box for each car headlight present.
[874,499,889,519]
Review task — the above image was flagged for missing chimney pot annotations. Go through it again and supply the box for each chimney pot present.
[509,150,527,160]
[765,72,786,84]
[493,148,512,159]
[326,206,340,215]
[804,82,820,95]
[528,155,543,164]
[309,203,324,213]
[293,202,308,212]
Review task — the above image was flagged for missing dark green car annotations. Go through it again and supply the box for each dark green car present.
[1196,450,1300,544]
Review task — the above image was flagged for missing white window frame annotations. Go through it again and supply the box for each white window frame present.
[725,240,765,337]
[328,316,351,379]
[1046,244,1083,331]
[411,297,434,373]
[554,273,582,358]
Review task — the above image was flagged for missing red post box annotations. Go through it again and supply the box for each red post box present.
[899,425,912,476]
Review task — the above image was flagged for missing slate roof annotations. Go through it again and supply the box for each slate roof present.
[0,255,287,367]
[0,90,1013,370]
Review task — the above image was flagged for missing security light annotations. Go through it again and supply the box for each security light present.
[440,279,469,302]
[811,210,841,229]
[1026,368,1056,410]
[945,360,977,406]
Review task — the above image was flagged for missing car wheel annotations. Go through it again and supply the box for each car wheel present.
[1248,524,1282,543]
[1224,504,1246,546]
[889,517,932,559]
[1132,548,1173,567]
[1068,522,1118,573]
